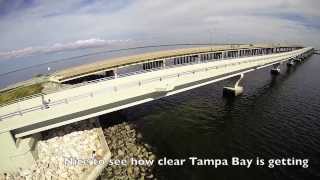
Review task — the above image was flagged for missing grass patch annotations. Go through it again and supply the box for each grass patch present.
[0,83,43,105]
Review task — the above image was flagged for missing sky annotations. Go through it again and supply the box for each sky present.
[0,0,319,59]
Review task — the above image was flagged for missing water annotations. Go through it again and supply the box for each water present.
[119,55,320,180]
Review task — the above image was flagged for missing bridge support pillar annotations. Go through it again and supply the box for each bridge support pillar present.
[0,131,40,173]
[271,63,281,75]
[294,57,302,63]
[287,59,295,67]
[223,74,244,97]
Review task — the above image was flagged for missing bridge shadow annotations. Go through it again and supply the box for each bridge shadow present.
[98,110,128,128]
[41,118,100,141]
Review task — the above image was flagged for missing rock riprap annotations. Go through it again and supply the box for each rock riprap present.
[1,119,104,180]
[101,122,156,179]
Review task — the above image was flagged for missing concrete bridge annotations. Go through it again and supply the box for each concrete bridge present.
[0,44,314,172]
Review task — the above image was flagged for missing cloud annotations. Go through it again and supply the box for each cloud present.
[0,46,37,58]
[0,38,132,59]
[48,38,107,51]
[0,0,319,55]
[0,0,36,17]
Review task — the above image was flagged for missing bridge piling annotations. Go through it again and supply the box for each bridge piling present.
[223,74,244,97]
[271,63,281,75]
[287,59,295,67]
[294,57,302,63]
[0,131,40,172]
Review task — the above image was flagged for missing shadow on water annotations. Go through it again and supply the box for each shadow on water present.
[98,110,129,128]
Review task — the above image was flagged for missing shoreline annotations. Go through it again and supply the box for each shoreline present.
[1,117,156,180]
[101,122,156,179]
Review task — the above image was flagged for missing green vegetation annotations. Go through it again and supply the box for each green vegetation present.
[33,73,44,78]
[0,83,43,105]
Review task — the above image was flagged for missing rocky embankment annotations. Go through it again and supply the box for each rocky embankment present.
[1,120,156,180]
[1,119,104,180]
[101,122,156,179]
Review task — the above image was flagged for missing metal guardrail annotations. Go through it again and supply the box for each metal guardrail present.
[0,49,308,121]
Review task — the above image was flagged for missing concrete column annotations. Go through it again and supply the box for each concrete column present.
[271,63,281,75]
[0,131,39,173]
[114,68,118,78]
[223,74,244,97]
[293,56,302,63]
[287,59,295,67]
